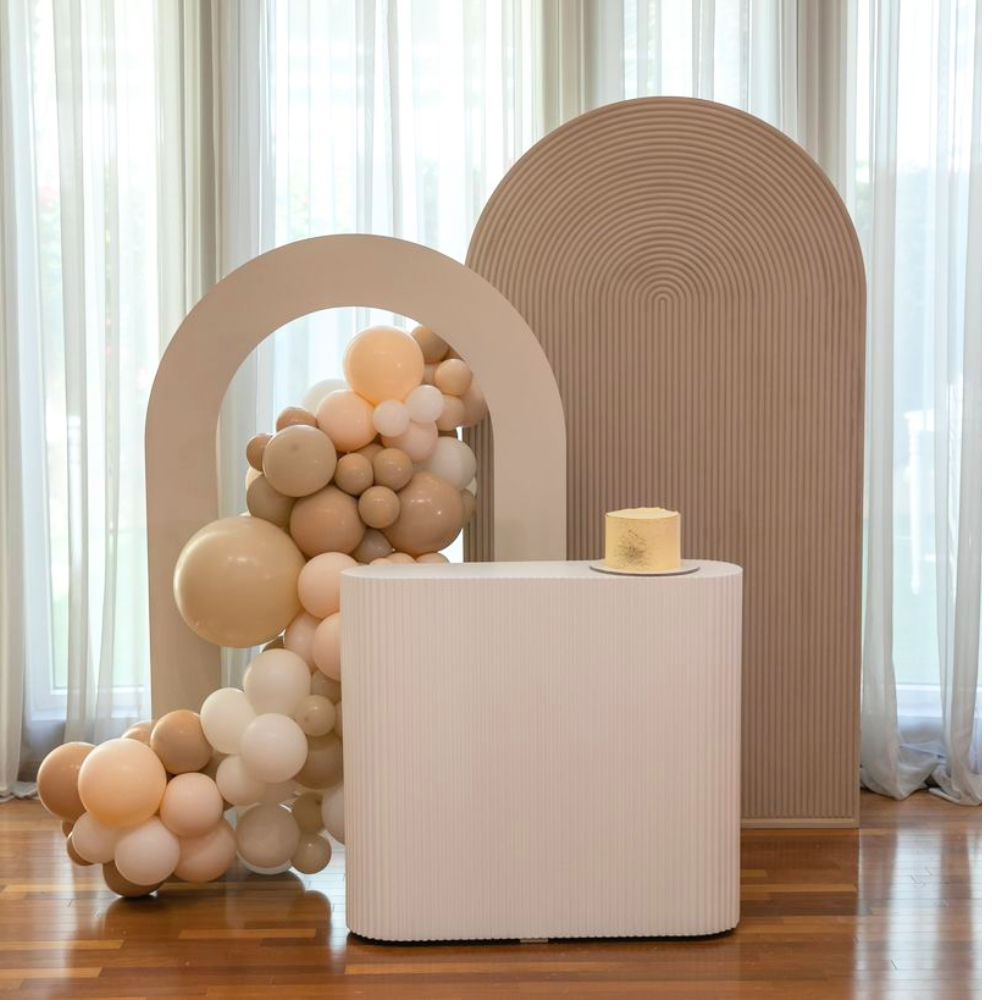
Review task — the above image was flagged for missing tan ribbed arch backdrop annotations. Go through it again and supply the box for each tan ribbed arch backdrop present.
[465,98,866,827]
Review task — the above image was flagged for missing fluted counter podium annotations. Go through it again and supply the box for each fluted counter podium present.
[340,560,743,942]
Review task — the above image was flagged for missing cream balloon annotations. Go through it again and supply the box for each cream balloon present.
[114,818,181,886]
[71,812,121,864]
[294,694,337,737]
[292,832,333,875]
[239,714,308,784]
[174,516,304,647]
[200,688,256,755]
[343,326,424,404]
[242,648,312,716]
[282,611,320,669]
[405,384,445,424]
[381,420,439,462]
[173,820,237,883]
[77,738,167,828]
[263,425,338,498]
[301,377,348,414]
[311,613,342,680]
[434,358,473,396]
[372,399,410,437]
[158,773,224,838]
[418,436,477,490]
[321,784,346,844]
[315,390,376,452]
[215,754,267,807]
[297,552,356,618]
[236,803,300,869]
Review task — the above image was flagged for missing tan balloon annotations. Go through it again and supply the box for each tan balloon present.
[289,486,366,558]
[294,732,344,790]
[297,551,356,619]
[358,485,401,529]
[245,432,271,471]
[151,710,213,775]
[356,442,383,462]
[122,721,154,745]
[411,324,449,363]
[246,473,295,528]
[352,527,393,564]
[276,405,317,431]
[460,378,488,426]
[294,694,337,737]
[174,516,304,648]
[78,739,167,828]
[343,325,424,404]
[315,390,376,452]
[382,471,465,557]
[332,452,374,496]
[102,862,162,898]
[372,447,414,491]
[416,552,449,564]
[292,832,333,875]
[61,819,74,837]
[263,424,337,498]
[173,820,238,883]
[436,394,466,431]
[159,772,224,838]
[37,741,94,821]
[434,358,473,396]
[292,792,324,833]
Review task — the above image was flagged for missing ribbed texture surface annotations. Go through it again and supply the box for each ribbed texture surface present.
[342,561,742,942]
[465,98,864,825]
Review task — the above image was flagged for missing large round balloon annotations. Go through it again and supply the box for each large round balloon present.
[159,772,224,838]
[174,516,304,647]
[262,425,337,498]
[236,803,300,869]
[174,820,238,882]
[315,390,377,453]
[150,710,213,774]
[243,648,312,716]
[418,437,477,491]
[78,738,167,828]
[37,741,94,822]
[382,471,465,556]
[289,487,366,558]
[114,818,180,886]
[240,713,309,784]
[343,326,424,404]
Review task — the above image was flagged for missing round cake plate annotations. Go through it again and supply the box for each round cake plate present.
[589,560,700,578]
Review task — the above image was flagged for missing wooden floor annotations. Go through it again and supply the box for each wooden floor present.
[0,792,980,998]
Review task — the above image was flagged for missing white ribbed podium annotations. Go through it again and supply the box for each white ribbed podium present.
[340,560,742,942]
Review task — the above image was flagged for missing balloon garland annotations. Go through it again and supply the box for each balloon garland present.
[36,324,485,895]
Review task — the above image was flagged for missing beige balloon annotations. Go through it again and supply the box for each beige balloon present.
[332,452,374,495]
[315,390,376,452]
[382,471,465,557]
[411,324,449,363]
[289,486,366,557]
[372,447,413,491]
[294,732,344,790]
[297,551,357,618]
[245,433,271,471]
[292,792,324,833]
[352,527,393,564]
[311,613,342,680]
[283,611,320,669]
[37,741,94,822]
[460,378,488,426]
[102,861,162,898]
[246,474,295,528]
[173,820,238,882]
[310,671,341,702]
[263,424,337,498]
[356,442,383,462]
[434,358,473,396]
[294,694,337,737]
[159,772,224,838]
[358,485,401,529]
[151,710,213,774]
[122,721,154,745]
[78,739,167,828]
[174,516,304,648]
[436,394,466,431]
[275,405,317,431]
[343,325,425,404]
[292,832,333,875]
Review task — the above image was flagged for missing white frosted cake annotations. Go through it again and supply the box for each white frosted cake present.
[604,508,682,572]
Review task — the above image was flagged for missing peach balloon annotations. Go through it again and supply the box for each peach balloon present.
[245,433,271,471]
[416,552,449,563]
[289,486,366,558]
[382,471,465,557]
[174,516,304,648]
[214,754,266,807]
[78,738,167,828]
[297,551,357,618]
[246,475,295,529]
[37,741,94,821]
[352,527,393,564]
[332,452,374,495]
[358,485,400,529]
[411,325,449,363]
[122,721,154,745]
[292,792,324,833]
[311,613,342,680]
[283,611,320,669]
[72,812,121,864]
[315,390,376,452]
[236,803,300,870]
[343,325,424,404]
[114,818,180,886]
[372,399,410,437]
[292,832,333,874]
[159,772,224,838]
[240,714,309,784]
[173,820,238,882]
[381,420,438,462]
[263,424,338,497]
[294,732,344,790]
[294,694,337,737]
[310,671,341,702]
[436,394,466,431]
[372,447,414,491]
[276,405,317,431]
[151,710,213,775]
[66,834,91,867]
[387,552,416,563]
[434,358,473,396]
[243,648,312,716]
[460,377,488,425]
[200,687,256,755]
[102,861,162,898]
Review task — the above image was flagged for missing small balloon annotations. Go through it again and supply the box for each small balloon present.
[297,551,357,618]
[159,772,224,838]
[292,792,324,834]
[351,527,393,564]
[405,384,445,424]
[263,425,338,498]
[78,739,167,828]
[371,447,414,491]
[214,754,266,807]
[71,812,120,864]
[122,721,154,746]
[332,452,374,496]
[311,613,342,680]
[289,487,366,558]
[242,648,312,716]
[292,832,333,875]
[294,732,344,790]
[37,741,94,822]
[240,714,309,784]
[315,390,376,453]
[275,405,317,431]
[372,399,410,437]
[66,834,91,867]
[294,694,337,737]
[283,611,320,669]
[236,803,300,869]
[245,433,271,471]
[416,552,449,564]
[343,326,424,404]
[434,358,473,396]
[358,486,401,529]
[200,688,256,755]
[387,552,416,563]
[151,710,213,775]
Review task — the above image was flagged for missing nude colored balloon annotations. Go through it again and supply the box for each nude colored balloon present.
[246,467,262,489]
[405,384,445,424]
[151,710,213,775]
[174,516,304,648]
[263,425,337,498]
[321,784,346,844]
[416,552,449,564]
[294,732,344,790]
[372,447,414,491]
[358,485,400,529]
[243,648,312,716]
[276,405,317,431]
[386,552,415,563]
[381,420,438,462]
[122,721,154,745]
[66,834,91,866]
[310,671,341,702]
[315,390,376,452]
[352,527,393,564]
[311,613,342,680]
[434,358,473,396]
[289,486,366,558]
[294,694,336,737]
[372,399,410,437]
[114,818,180,886]
[283,611,320,669]
[236,803,300,869]
[37,741,94,821]
[200,687,256,755]
[102,861,162,898]
[419,436,477,490]
[245,432,271,471]
[246,475,295,529]
[215,754,266,807]
[460,378,488,426]
[78,738,167,828]
[61,819,74,837]
[292,832,333,875]
[422,363,438,385]
[297,552,356,618]
[173,820,237,882]
[382,471,465,557]
[292,792,324,833]
[72,812,121,864]
[332,452,374,495]
[357,442,383,461]
[411,325,449,363]
[159,772,224,838]
[436,394,466,431]
[301,377,348,414]
[240,714,309,784]
[344,326,424,404]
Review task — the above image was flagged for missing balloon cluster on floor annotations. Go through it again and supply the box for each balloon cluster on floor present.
[36,325,485,896]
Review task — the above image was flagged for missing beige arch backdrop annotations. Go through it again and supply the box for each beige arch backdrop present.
[466,98,866,827]
[146,235,567,715]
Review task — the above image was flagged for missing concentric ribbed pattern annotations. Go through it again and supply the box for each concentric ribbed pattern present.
[342,561,742,942]
[465,98,865,826]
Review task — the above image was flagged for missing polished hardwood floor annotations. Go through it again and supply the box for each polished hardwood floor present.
[0,792,980,998]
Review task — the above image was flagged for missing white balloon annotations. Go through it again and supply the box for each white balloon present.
[321,784,346,844]
[372,399,410,437]
[404,384,444,424]
[72,812,121,864]
[215,754,267,807]
[240,713,308,784]
[114,818,180,885]
[417,436,477,490]
[242,648,312,716]
[301,377,348,414]
[235,803,300,869]
[200,688,257,755]
[381,420,438,462]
